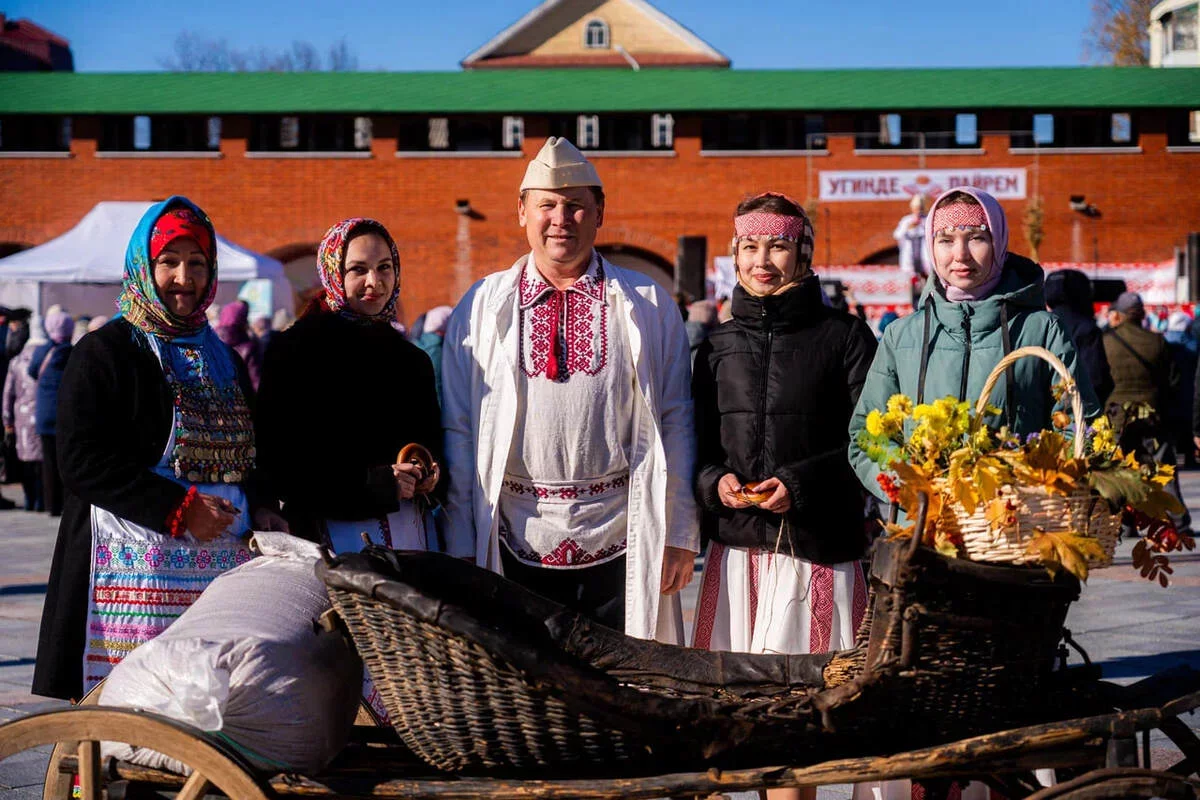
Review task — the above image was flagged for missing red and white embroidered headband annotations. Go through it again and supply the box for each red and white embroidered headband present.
[931,203,988,235]
[733,212,807,241]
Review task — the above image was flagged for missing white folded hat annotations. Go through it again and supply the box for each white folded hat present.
[519,137,603,192]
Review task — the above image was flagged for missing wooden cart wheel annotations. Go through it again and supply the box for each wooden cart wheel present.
[41,679,105,800]
[1,706,271,800]
[1027,766,1200,799]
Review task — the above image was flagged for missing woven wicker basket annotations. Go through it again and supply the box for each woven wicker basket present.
[945,346,1121,567]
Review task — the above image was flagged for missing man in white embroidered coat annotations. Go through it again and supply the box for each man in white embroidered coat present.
[441,137,698,643]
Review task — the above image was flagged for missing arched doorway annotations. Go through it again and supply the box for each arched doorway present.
[859,245,899,265]
[596,244,673,291]
[266,243,320,313]
[0,242,31,259]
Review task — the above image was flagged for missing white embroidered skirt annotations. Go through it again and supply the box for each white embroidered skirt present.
[323,500,433,556]
[692,540,867,656]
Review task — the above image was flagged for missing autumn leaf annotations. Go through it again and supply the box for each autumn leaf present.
[947,449,979,512]
[947,450,1011,514]
[1026,431,1068,471]
[1014,432,1084,495]
[1029,530,1060,576]
[1134,486,1186,518]
[1026,529,1107,583]
[951,477,978,514]
[1152,464,1175,487]
[1057,538,1090,582]
[985,496,1018,532]
[973,456,1010,501]
[1088,467,1150,511]
[933,529,961,559]
[1133,538,1176,587]
[891,461,943,541]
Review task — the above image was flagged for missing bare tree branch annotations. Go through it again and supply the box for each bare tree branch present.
[328,38,358,72]
[158,33,358,72]
[1083,0,1155,65]
[158,32,235,72]
[290,41,321,71]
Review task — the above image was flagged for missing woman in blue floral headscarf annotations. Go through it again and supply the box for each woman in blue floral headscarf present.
[33,196,284,701]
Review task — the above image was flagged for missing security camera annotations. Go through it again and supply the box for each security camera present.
[1069,196,1101,218]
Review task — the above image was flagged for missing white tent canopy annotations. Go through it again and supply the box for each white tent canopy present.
[0,201,294,321]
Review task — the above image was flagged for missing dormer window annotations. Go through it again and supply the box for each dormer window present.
[584,19,610,49]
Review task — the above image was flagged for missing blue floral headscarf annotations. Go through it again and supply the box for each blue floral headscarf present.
[118,196,218,340]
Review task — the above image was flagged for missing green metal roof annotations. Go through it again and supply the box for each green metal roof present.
[1,67,1197,114]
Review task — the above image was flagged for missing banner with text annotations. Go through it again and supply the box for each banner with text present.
[820,168,1027,202]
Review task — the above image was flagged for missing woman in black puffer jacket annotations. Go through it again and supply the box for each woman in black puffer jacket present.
[692,193,877,681]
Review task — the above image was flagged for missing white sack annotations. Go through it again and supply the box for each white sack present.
[100,532,361,774]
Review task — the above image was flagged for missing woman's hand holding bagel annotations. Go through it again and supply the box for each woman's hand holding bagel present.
[718,474,791,513]
[395,443,440,500]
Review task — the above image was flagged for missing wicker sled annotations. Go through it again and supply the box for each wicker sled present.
[320,500,1084,775]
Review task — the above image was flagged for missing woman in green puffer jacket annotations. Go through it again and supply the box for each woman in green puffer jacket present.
[849,187,1100,503]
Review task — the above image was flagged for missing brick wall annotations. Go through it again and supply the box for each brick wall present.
[0,110,1196,319]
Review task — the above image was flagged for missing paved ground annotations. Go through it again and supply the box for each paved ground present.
[2,477,1200,797]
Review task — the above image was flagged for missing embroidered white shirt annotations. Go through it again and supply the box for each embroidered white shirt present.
[499,255,635,568]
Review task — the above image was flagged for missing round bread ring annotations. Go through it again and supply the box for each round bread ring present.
[735,481,772,505]
[396,443,435,477]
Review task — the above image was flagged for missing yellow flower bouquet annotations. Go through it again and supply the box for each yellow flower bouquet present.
[857,347,1189,584]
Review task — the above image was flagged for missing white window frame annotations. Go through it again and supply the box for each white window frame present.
[651,113,674,148]
[502,116,524,149]
[206,117,222,150]
[133,115,152,150]
[1169,5,1198,52]
[1033,113,1055,145]
[584,19,610,49]
[954,113,978,146]
[1110,112,1132,144]
[279,116,300,149]
[353,116,373,150]
[804,114,826,149]
[428,117,449,150]
[879,113,901,146]
[577,114,600,149]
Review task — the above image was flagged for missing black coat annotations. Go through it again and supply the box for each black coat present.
[1045,269,1114,406]
[693,277,878,564]
[255,312,443,543]
[33,319,256,700]
[1050,306,1114,406]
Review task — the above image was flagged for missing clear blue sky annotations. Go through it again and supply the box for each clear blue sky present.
[11,0,1096,72]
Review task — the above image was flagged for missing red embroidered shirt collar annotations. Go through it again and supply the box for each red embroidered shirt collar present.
[519,252,605,309]
[517,252,609,381]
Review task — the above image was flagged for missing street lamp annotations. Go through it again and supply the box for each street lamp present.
[1069,195,1102,263]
